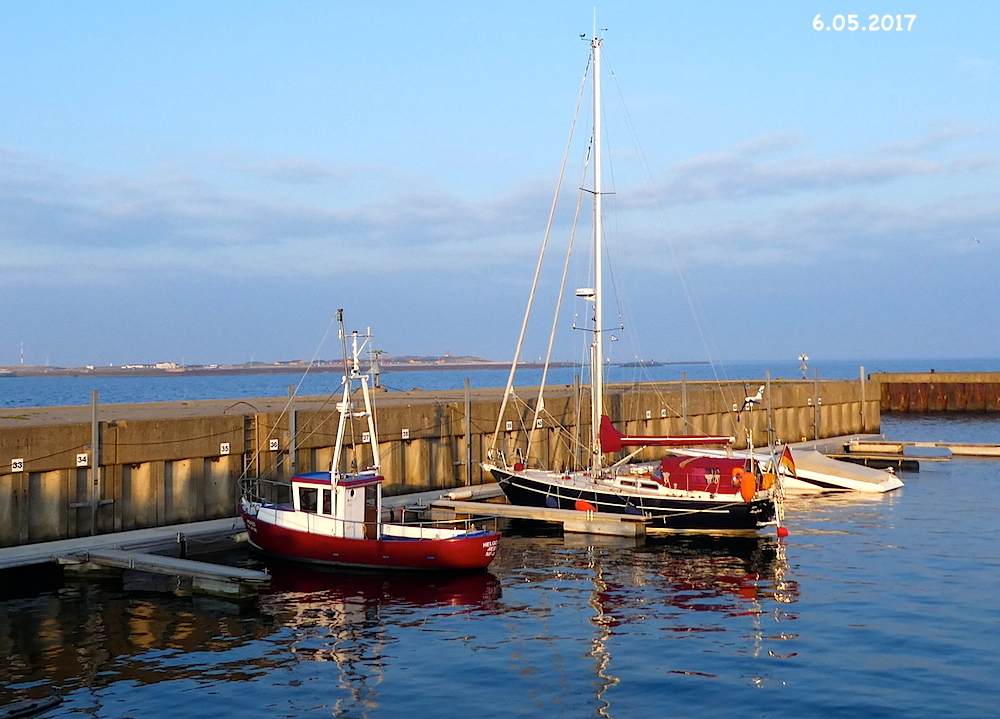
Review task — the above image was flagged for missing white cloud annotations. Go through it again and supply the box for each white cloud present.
[875,123,990,155]
[630,144,968,210]
[1,124,997,284]
[0,146,555,281]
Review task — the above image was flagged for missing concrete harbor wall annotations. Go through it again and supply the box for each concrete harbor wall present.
[1,378,878,548]
[874,372,1000,412]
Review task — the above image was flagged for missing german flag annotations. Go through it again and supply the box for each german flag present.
[779,446,797,479]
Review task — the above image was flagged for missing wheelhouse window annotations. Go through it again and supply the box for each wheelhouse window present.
[298,487,318,512]
[322,488,332,515]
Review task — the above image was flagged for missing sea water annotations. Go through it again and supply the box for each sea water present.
[1,413,997,718]
[3,357,999,409]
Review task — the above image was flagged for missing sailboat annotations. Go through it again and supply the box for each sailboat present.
[239,314,500,570]
[482,34,780,531]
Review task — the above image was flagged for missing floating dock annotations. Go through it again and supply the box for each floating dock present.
[431,497,647,538]
[75,548,269,599]
[847,439,1000,457]
[0,516,269,600]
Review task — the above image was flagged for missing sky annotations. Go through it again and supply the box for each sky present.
[1,1,998,367]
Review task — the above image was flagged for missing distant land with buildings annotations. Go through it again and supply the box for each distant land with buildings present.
[0,355,580,378]
[0,355,709,378]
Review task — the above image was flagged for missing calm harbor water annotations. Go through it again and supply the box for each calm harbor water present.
[3,357,999,409]
[1,413,998,717]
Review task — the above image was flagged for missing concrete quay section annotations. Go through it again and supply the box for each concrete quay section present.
[1,378,878,548]
[874,372,1000,412]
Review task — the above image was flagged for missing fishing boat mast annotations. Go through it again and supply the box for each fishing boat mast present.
[330,312,380,482]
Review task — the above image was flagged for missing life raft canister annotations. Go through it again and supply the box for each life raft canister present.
[733,467,756,503]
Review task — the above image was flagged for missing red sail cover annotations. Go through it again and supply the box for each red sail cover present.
[599,415,733,453]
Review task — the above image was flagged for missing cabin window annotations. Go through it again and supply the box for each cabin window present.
[322,488,332,515]
[640,483,658,490]
[298,487,318,512]
[621,479,636,487]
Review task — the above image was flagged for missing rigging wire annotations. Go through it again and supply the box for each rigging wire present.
[527,138,591,459]
[603,48,744,433]
[238,309,344,481]
[490,55,592,456]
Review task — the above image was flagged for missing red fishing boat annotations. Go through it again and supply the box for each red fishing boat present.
[240,317,500,571]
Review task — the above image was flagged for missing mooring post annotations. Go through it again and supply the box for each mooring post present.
[464,378,472,485]
[813,368,821,440]
[859,366,867,432]
[573,374,582,469]
[681,371,688,429]
[288,384,297,478]
[765,369,775,447]
[90,389,101,535]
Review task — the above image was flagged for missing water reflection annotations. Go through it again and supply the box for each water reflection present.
[262,563,501,609]
[0,563,499,706]
[1,534,796,718]
[492,532,798,718]
[253,566,500,718]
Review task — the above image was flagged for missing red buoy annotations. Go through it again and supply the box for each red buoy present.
[777,526,790,538]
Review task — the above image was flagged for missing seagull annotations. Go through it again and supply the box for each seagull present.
[973,238,980,243]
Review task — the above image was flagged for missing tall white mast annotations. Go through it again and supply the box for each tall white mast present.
[590,33,605,474]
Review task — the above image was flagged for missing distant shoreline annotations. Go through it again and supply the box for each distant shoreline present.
[0,359,713,379]
[0,361,568,378]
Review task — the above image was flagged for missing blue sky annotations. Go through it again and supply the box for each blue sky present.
[1,1,997,367]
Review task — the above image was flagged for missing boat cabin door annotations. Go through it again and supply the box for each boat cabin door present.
[335,484,362,539]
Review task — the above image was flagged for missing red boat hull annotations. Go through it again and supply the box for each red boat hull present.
[240,508,499,571]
